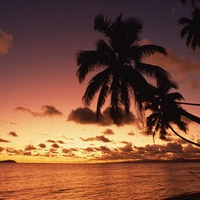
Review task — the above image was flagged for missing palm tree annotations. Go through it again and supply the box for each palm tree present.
[77,14,170,125]
[178,6,200,51]
[145,81,200,147]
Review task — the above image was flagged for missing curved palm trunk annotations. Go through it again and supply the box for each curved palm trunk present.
[176,101,200,106]
[168,124,200,148]
[181,109,200,125]
[175,101,200,124]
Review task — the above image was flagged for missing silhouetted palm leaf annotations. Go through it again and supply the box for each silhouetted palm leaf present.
[178,7,200,51]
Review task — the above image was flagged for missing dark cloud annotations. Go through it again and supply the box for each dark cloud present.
[10,121,17,125]
[0,147,4,152]
[0,138,10,143]
[62,148,78,157]
[42,105,63,117]
[81,141,200,162]
[62,150,76,157]
[25,144,37,151]
[80,137,96,142]
[38,143,46,148]
[52,143,59,148]
[6,147,23,155]
[15,105,63,117]
[67,107,136,126]
[97,146,111,153]
[47,139,56,143]
[62,148,71,153]
[102,129,115,135]
[80,135,111,143]
[128,132,135,136]
[50,148,58,154]
[120,143,134,153]
[23,151,32,156]
[84,147,96,153]
[68,107,97,124]
[183,144,200,153]
[8,131,18,137]
[57,140,65,144]
[96,135,111,143]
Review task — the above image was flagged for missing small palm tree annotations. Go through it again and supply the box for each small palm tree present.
[145,81,200,147]
[77,14,169,125]
[178,6,200,51]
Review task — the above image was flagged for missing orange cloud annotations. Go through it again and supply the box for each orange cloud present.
[47,139,56,143]
[128,131,135,136]
[0,138,10,143]
[102,129,115,135]
[140,38,200,80]
[25,144,37,151]
[183,79,200,90]
[144,50,200,80]
[52,143,59,148]
[6,147,23,155]
[38,143,46,148]
[0,147,4,152]
[0,29,13,55]
[80,135,111,143]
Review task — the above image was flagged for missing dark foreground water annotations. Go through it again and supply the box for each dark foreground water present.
[0,162,200,199]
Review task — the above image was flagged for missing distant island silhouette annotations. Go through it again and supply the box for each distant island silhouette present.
[0,160,17,163]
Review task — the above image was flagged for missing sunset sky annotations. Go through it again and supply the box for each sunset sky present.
[0,0,200,163]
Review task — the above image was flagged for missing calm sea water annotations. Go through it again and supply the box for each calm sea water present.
[0,162,200,200]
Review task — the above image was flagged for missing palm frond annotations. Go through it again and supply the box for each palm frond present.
[167,92,185,102]
[109,76,123,125]
[186,31,194,47]
[120,81,131,115]
[76,50,108,83]
[96,74,111,121]
[94,14,112,37]
[180,26,190,38]
[178,17,191,25]
[137,45,167,59]
[136,63,171,86]
[82,69,110,106]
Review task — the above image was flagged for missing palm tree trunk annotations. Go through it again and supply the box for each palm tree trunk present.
[176,101,200,106]
[168,123,200,148]
[181,109,200,125]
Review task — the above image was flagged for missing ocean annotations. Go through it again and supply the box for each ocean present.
[0,162,200,200]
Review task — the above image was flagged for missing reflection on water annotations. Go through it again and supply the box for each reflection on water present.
[0,162,200,199]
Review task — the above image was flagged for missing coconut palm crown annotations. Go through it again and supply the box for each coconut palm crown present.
[76,14,170,125]
[178,6,200,51]
[145,81,200,147]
